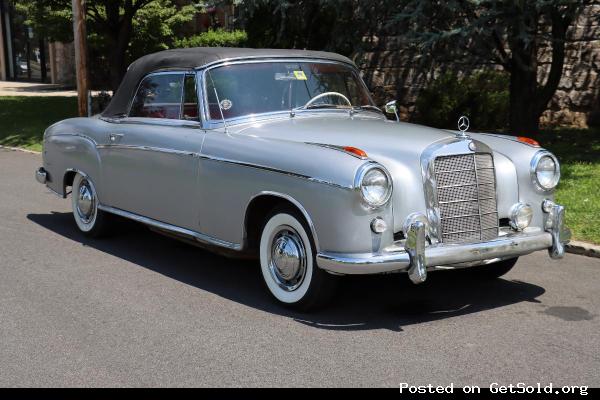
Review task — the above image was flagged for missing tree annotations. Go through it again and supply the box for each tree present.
[16,0,197,90]
[392,0,592,135]
[241,0,387,55]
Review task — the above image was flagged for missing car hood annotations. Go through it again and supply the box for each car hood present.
[233,114,455,165]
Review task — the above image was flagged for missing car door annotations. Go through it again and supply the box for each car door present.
[99,72,205,232]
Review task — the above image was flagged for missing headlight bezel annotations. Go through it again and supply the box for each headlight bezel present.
[354,163,393,208]
[530,150,560,192]
[509,202,534,231]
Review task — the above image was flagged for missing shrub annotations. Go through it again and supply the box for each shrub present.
[175,29,248,48]
[414,70,510,131]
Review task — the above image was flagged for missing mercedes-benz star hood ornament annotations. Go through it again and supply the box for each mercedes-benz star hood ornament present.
[457,115,470,138]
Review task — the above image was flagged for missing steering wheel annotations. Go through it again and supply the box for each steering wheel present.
[301,92,352,109]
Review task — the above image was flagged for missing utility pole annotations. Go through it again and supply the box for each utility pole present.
[72,0,88,117]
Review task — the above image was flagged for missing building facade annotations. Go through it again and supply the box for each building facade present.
[1,0,51,82]
[0,0,76,85]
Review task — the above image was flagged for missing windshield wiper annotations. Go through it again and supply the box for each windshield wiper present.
[352,105,383,114]
[304,103,350,110]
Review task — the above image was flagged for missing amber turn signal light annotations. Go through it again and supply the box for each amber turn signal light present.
[343,146,368,158]
[517,136,540,147]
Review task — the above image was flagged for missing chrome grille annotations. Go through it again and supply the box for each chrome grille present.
[434,153,499,244]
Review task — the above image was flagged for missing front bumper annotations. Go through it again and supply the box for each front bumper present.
[317,203,570,283]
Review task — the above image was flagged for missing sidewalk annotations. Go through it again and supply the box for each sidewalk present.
[0,81,77,97]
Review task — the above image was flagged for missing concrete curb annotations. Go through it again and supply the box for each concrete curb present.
[0,145,41,155]
[566,241,600,258]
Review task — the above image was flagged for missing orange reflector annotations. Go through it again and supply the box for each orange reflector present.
[343,146,368,158]
[517,136,540,147]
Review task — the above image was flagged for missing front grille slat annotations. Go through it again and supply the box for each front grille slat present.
[434,153,499,244]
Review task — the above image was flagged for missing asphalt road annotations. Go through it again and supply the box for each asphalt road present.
[1,148,599,388]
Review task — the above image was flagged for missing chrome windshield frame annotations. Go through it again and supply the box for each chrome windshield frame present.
[196,58,380,130]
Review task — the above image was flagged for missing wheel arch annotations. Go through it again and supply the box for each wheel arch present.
[244,191,319,254]
[63,168,90,198]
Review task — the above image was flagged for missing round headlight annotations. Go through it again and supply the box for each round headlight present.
[532,152,560,191]
[358,166,392,207]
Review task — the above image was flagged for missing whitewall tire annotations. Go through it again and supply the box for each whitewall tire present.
[259,207,336,310]
[71,173,111,237]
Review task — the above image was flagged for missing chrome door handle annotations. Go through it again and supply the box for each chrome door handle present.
[109,133,124,143]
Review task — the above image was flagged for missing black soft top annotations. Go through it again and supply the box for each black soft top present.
[102,47,355,118]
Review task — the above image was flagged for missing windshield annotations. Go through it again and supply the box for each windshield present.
[205,61,375,121]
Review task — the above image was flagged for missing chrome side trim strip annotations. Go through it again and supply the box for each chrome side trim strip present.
[101,117,202,129]
[94,143,352,194]
[97,204,242,251]
[95,144,198,158]
[197,153,352,190]
[305,142,369,160]
[50,133,98,146]
[94,143,349,189]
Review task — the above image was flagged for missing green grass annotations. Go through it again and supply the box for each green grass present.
[0,96,598,243]
[533,128,600,245]
[0,96,78,152]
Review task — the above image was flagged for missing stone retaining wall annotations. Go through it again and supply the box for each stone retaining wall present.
[358,5,600,128]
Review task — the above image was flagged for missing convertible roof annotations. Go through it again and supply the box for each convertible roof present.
[102,47,355,118]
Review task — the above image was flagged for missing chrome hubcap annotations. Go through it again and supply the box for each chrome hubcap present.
[76,179,95,223]
[268,227,307,292]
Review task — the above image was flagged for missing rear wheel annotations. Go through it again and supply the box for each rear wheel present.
[259,207,336,311]
[472,257,519,279]
[71,173,111,237]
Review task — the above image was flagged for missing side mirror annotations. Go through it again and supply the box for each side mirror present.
[384,100,400,122]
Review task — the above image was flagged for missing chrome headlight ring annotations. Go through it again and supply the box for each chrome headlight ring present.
[354,163,393,208]
[530,150,560,192]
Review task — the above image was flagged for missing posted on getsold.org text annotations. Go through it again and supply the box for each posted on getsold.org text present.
[399,382,589,396]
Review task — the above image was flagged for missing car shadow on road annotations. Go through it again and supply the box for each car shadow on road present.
[28,212,546,332]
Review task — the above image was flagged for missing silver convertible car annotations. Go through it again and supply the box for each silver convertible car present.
[36,48,570,310]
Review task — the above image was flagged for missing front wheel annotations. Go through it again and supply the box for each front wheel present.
[71,173,112,237]
[259,207,337,311]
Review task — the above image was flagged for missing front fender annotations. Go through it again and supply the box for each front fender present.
[470,132,557,229]
[198,131,395,253]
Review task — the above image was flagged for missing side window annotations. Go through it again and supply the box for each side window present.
[129,74,184,119]
[182,74,199,121]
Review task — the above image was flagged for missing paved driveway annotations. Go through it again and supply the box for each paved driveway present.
[1,148,599,387]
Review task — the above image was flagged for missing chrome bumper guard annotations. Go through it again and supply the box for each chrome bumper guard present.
[317,203,571,283]
[35,167,48,184]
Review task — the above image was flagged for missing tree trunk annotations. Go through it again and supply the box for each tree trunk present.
[509,67,542,135]
[108,20,133,92]
[507,8,571,136]
[507,10,541,136]
[108,41,127,92]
